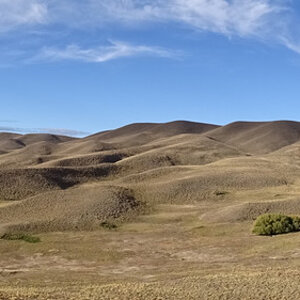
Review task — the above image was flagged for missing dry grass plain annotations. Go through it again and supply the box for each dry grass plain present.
[0,120,300,299]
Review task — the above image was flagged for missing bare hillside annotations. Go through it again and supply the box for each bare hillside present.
[0,120,299,232]
[207,121,300,154]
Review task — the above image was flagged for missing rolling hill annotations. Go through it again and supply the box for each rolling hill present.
[0,120,299,233]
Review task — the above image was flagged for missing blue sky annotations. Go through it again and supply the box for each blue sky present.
[1,0,300,136]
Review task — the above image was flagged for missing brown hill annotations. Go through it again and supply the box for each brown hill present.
[207,120,300,154]
[0,185,141,234]
[201,198,300,223]
[0,132,22,140]
[16,133,75,145]
[86,121,219,147]
[0,120,299,233]
[0,132,75,154]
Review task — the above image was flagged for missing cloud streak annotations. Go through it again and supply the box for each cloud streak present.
[14,0,285,36]
[39,0,285,39]
[280,37,300,55]
[0,0,47,32]
[0,126,88,137]
[168,0,282,37]
[34,41,179,63]
[0,0,299,59]
[0,0,286,37]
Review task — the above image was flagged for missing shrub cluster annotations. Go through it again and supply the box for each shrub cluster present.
[253,213,300,236]
[1,233,41,243]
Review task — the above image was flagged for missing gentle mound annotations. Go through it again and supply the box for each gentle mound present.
[201,199,300,223]
[207,121,300,154]
[0,185,142,233]
[0,165,117,200]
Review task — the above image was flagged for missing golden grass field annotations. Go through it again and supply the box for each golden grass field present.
[0,120,299,299]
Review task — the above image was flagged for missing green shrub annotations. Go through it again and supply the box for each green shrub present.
[1,233,41,243]
[253,214,300,236]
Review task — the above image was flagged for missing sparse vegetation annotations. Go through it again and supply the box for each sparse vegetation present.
[252,213,300,236]
[100,221,118,230]
[1,233,41,243]
[214,190,229,196]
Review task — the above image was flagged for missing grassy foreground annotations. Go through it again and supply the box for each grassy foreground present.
[1,203,300,299]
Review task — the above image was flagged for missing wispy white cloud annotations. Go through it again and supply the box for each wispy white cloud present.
[1,0,299,58]
[280,37,300,55]
[0,0,284,37]
[34,41,179,63]
[35,128,89,137]
[0,117,87,136]
[0,126,88,137]
[0,0,47,32]
[45,0,284,38]
[168,0,283,37]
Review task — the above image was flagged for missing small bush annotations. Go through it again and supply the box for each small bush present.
[214,190,229,196]
[253,214,300,236]
[1,233,41,243]
[100,221,117,230]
